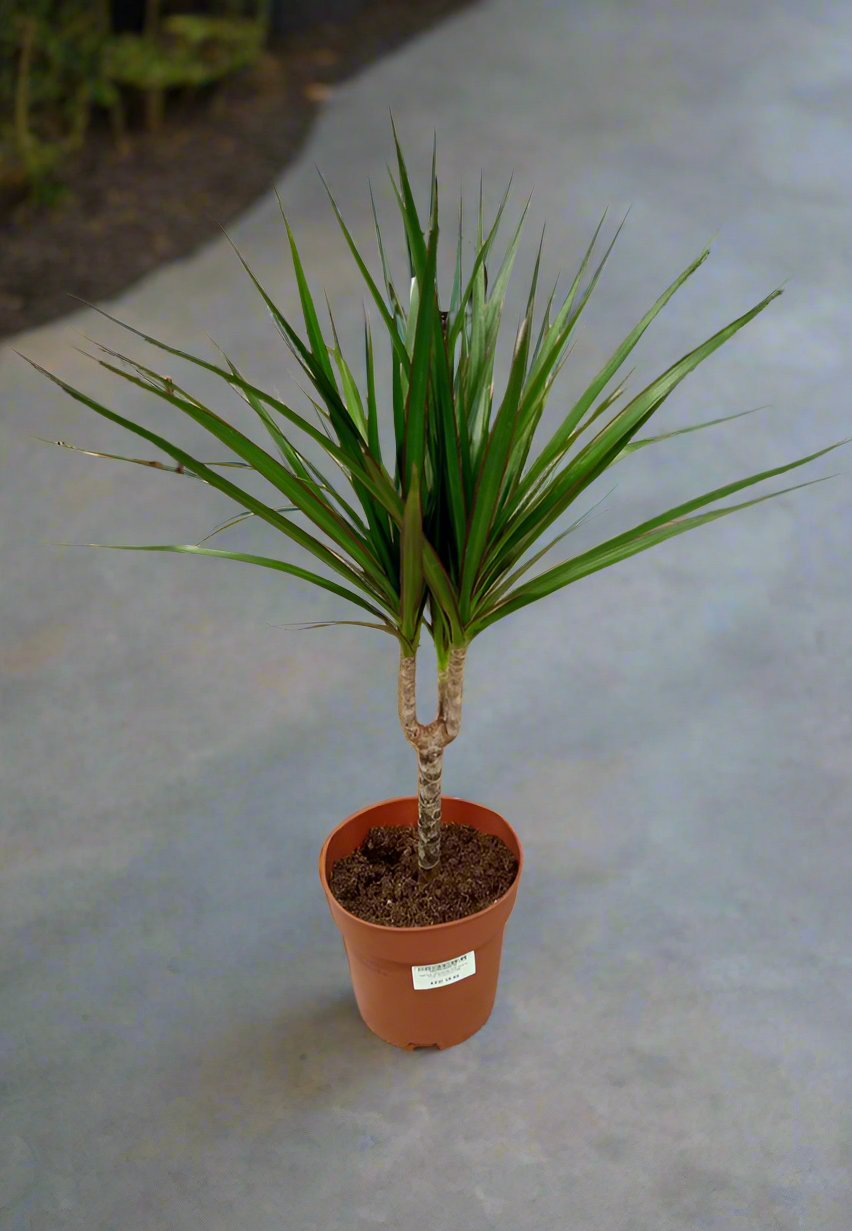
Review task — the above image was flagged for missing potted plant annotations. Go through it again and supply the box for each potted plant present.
[29,130,843,1049]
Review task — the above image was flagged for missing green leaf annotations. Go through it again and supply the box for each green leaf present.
[471,440,847,632]
[400,462,425,647]
[492,286,786,575]
[476,485,615,611]
[219,235,365,464]
[401,208,439,494]
[519,242,712,499]
[446,175,515,353]
[275,192,339,392]
[364,314,382,461]
[22,355,396,615]
[449,194,464,317]
[391,347,405,483]
[195,506,297,544]
[389,115,428,280]
[275,619,398,636]
[460,313,532,617]
[77,309,358,471]
[330,343,369,442]
[430,303,467,569]
[90,353,396,604]
[422,541,465,643]
[521,209,618,418]
[78,543,392,621]
[318,169,410,370]
[571,289,781,486]
[616,405,768,459]
[34,436,245,478]
[369,180,400,316]
[361,456,464,641]
[496,372,633,539]
[500,212,613,494]
[213,345,370,534]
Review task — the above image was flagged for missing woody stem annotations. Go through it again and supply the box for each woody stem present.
[398,644,467,879]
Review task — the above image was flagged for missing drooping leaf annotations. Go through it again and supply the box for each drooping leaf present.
[23,354,397,616]
[89,352,396,604]
[34,436,245,478]
[76,542,391,621]
[471,441,846,633]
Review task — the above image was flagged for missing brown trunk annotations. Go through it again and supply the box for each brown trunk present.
[398,645,467,879]
[415,745,443,878]
[14,18,36,168]
[144,89,164,133]
[145,0,161,37]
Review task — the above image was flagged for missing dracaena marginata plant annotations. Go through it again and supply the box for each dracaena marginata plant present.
[30,131,844,883]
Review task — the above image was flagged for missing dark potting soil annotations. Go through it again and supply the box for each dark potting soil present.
[329,824,518,927]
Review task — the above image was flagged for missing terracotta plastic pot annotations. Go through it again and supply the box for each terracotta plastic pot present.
[319,795,523,1050]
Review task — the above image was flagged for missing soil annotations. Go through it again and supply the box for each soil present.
[0,0,476,340]
[329,823,519,927]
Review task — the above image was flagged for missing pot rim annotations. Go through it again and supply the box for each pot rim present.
[318,794,524,937]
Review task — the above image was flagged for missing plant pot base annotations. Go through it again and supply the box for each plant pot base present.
[342,924,507,1049]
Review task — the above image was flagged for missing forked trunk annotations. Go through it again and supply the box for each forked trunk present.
[398,645,467,880]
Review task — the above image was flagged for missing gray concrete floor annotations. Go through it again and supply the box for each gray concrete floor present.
[2,1,851,1227]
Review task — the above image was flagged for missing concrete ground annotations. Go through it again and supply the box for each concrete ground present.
[2,1,851,1227]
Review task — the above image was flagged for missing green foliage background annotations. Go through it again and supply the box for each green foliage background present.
[0,0,268,204]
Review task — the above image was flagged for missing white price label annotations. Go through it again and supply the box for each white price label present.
[411,949,476,990]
